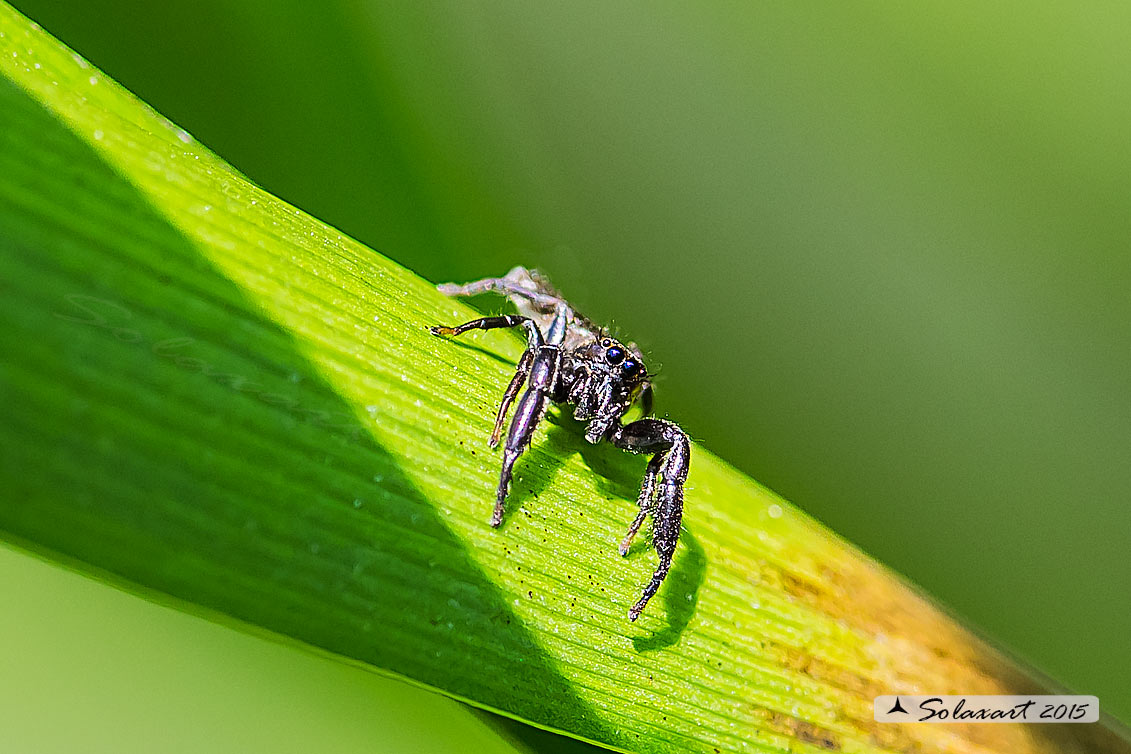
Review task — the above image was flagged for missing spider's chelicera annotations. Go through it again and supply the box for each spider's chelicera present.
[430,267,690,621]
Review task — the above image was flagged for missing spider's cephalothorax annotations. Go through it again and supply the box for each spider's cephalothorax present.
[430,266,690,621]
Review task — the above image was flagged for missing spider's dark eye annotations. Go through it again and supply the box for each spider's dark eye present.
[605,345,625,365]
[622,358,640,375]
[600,338,611,347]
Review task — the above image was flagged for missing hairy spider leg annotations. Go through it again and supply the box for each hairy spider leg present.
[430,306,572,527]
[620,454,663,556]
[490,349,533,448]
[429,314,528,337]
[608,418,691,621]
[436,266,564,310]
[428,316,536,446]
[485,286,570,447]
[430,313,541,524]
[494,305,571,525]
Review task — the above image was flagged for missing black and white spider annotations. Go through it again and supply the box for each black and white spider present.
[430,267,690,621]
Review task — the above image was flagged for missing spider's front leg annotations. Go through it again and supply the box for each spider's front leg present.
[430,313,548,525]
[429,313,528,338]
[429,315,534,448]
[491,318,569,526]
[608,418,691,621]
[432,305,571,528]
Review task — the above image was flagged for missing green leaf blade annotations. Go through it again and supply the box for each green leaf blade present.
[1,6,1126,753]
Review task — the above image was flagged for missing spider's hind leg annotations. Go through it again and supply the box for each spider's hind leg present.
[436,266,564,310]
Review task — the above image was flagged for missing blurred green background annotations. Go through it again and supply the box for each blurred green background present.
[4,0,1129,748]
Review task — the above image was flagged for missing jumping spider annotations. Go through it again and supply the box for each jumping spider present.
[430,266,690,621]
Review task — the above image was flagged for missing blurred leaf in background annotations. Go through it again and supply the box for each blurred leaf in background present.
[0,547,538,754]
[7,0,1130,741]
